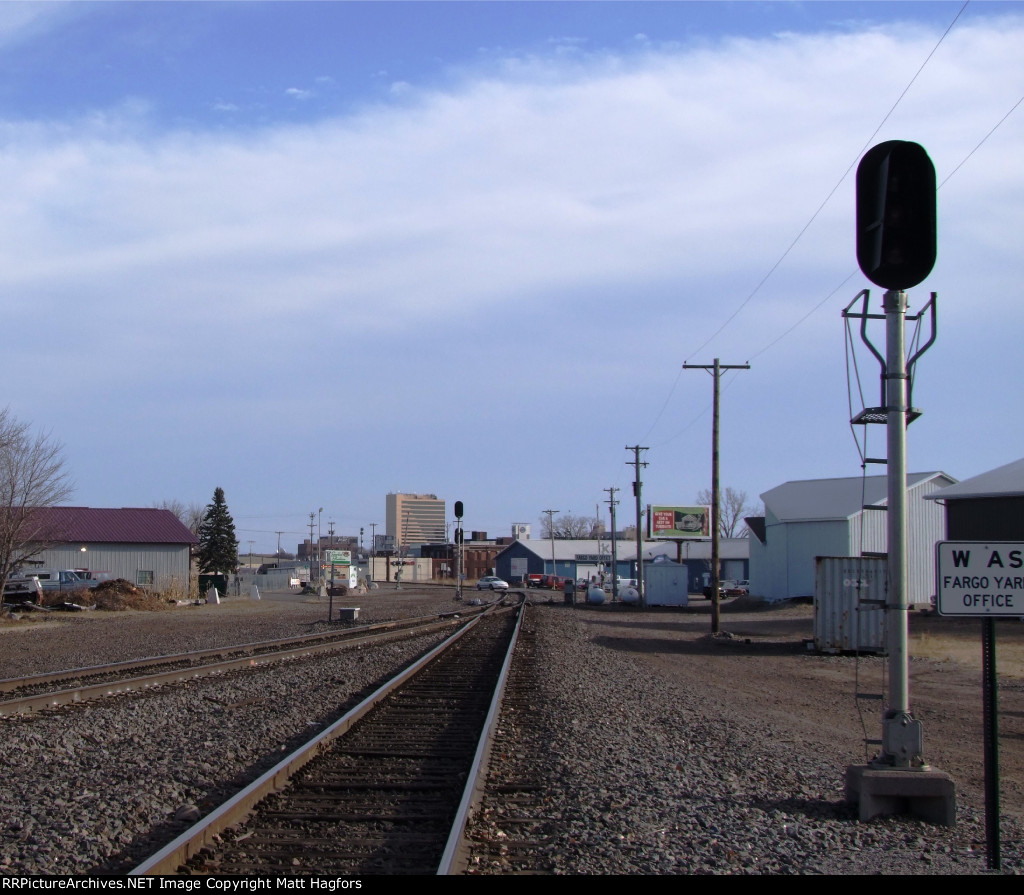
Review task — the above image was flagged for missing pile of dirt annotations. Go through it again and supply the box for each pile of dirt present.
[41,579,169,612]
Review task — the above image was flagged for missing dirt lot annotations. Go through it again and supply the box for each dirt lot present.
[571,595,1024,825]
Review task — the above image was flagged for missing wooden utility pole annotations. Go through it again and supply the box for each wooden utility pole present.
[604,488,619,601]
[626,445,649,606]
[543,509,560,578]
[683,358,750,634]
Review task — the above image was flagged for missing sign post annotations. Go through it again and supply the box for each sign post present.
[936,540,1024,869]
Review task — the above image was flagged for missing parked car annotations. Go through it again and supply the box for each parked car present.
[720,579,749,597]
[525,574,544,588]
[477,576,509,591]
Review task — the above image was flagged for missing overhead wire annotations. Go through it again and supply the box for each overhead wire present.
[614,3,1023,504]
[638,1,1002,459]
[683,1,970,366]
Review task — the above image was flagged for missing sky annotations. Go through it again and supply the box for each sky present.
[1,1,1022,555]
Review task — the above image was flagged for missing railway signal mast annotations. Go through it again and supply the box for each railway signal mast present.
[454,501,464,601]
[845,140,954,823]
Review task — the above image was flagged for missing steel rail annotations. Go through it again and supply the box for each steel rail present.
[0,614,473,717]
[436,598,525,874]
[129,607,501,875]
[0,608,479,696]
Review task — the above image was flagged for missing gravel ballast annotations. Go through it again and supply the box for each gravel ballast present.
[2,589,1022,875]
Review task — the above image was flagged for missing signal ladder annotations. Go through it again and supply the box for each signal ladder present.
[842,289,937,754]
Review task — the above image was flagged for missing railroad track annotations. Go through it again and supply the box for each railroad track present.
[0,607,489,717]
[130,600,525,875]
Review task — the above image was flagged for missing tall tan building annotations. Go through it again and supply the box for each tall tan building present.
[386,493,446,548]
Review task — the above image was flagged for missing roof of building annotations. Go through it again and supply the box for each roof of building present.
[22,507,199,545]
[761,472,955,523]
[924,457,1024,501]
[745,516,767,544]
[500,538,632,561]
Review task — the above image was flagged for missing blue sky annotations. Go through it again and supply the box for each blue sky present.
[1,1,1021,553]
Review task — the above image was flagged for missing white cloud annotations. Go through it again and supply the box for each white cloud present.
[0,1,80,50]
[1,14,1021,530]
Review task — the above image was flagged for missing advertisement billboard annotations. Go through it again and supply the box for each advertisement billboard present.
[648,505,711,539]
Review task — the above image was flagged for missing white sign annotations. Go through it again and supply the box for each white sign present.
[936,541,1024,616]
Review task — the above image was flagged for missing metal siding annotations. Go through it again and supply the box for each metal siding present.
[644,563,689,606]
[907,478,948,605]
[759,519,791,601]
[859,508,888,554]
[786,520,848,599]
[32,543,191,592]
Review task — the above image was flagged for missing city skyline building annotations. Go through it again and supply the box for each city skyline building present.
[386,492,446,548]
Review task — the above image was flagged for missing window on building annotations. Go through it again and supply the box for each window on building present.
[136,570,154,587]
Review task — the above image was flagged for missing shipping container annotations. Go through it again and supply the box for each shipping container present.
[813,556,886,653]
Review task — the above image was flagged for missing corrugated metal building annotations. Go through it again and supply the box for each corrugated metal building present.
[493,537,749,593]
[18,507,198,593]
[924,456,1024,540]
[749,472,955,604]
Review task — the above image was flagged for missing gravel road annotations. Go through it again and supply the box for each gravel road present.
[2,587,1022,875]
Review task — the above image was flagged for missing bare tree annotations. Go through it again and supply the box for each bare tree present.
[0,408,74,596]
[539,513,596,539]
[153,499,205,536]
[696,487,761,538]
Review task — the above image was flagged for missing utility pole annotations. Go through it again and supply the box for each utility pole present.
[275,531,283,558]
[543,509,559,578]
[626,445,649,606]
[683,358,750,634]
[604,488,619,601]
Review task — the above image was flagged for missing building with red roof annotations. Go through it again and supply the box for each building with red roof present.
[18,507,198,594]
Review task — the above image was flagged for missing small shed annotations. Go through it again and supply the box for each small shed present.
[924,456,1024,540]
[644,560,689,607]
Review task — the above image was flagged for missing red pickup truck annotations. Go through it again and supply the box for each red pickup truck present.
[526,574,544,588]
[539,574,573,590]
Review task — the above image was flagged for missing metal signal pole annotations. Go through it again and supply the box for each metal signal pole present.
[683,358,750,634]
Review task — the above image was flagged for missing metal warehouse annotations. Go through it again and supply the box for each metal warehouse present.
[19,506,198,593]
[748,471,955,604]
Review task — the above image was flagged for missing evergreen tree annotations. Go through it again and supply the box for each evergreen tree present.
[197,487,238,574]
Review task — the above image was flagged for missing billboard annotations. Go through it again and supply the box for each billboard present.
[648,505,710,539]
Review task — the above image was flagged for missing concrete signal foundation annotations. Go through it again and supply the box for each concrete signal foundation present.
[845,765,956,826]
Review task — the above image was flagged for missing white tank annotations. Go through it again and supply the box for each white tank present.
[587,586,606,605]
[620,586,639,604]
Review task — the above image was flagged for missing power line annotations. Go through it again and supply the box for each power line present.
[685,1,968,364]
